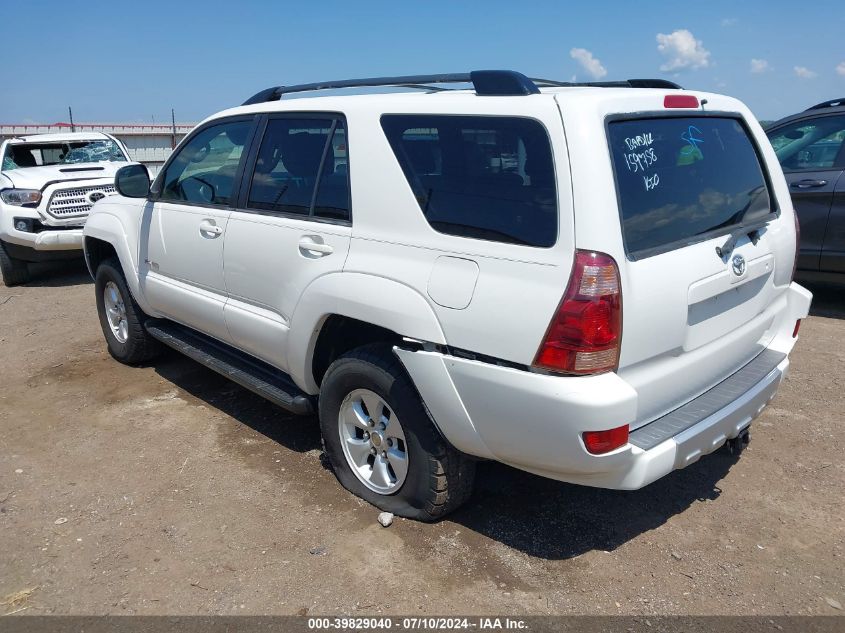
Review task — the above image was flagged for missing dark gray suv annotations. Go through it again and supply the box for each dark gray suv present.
[767,98,845,280]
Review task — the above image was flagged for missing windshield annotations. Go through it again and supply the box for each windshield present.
[608,116,774,259]
[2,139,127,171]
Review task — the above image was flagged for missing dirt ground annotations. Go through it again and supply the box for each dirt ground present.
[1,260,843,616]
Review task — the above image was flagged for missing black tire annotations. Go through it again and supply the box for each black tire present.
[0,239,30,286]
[94,257,161,364]
[319,344,475,521]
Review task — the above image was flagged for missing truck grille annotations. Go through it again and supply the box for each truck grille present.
[46,185,116,218]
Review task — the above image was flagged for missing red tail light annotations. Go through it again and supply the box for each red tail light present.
[792,319,801,338]
[583,425,630,455]
[534,250,622,375]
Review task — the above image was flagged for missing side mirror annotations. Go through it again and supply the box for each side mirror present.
[115,164,151,198]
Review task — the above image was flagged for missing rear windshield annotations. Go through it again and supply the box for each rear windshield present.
[608,116,773,258]
[381,115,557,247]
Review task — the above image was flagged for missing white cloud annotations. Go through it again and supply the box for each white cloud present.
[794,66,817,79]
[837,62,845,77]
[750,59,770,73]
[656,30,711,71]
[569,48,607,79]
[721,18,737,27]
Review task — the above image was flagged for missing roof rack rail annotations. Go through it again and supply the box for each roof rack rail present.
[242,71,684,105]
[806,98,845,110]
[242,70,539,105]
[531,78,683,89]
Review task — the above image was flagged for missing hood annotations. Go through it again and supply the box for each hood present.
[0,162,125,190]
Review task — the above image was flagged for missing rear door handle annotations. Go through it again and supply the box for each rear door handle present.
[791,179,828,189]
[199,220,223,237]
[298,237,333,256]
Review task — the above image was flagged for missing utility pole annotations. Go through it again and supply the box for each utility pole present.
[68,106,75,132]
[171,108,177,149]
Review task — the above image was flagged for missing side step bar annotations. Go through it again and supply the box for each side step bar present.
[145,320,314,416]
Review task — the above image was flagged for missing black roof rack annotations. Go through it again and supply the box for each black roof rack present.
[242,70,683,105]
[531,78,682,90]
[806,98,845,110]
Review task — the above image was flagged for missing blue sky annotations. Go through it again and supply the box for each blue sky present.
[3,0,844,124]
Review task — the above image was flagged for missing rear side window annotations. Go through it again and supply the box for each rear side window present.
[381,115,557,247]
[246,117,350,221]
[608,117,773,258]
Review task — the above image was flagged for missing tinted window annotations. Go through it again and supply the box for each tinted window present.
[767,115,845,171]
[314,126,350,221]
[247,118,350,221]
[160,120,251,206]
[608,117,773,258]
[381,115,557,247]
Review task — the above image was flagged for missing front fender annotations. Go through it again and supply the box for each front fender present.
[287,272,446,393]
[83,208,155,316]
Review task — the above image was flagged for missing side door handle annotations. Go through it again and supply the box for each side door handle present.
[791,179,828,189]
[199,220,223,237]
[298,236,333,256]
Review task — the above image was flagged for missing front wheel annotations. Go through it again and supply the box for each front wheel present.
[0,239,30,286]
[94,258,161,364]
[319,344,475,521]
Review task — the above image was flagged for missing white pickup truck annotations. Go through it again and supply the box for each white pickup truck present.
[0,132,130,285]
[83,71,811,520]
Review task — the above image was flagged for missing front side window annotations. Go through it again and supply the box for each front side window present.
[381,115,557,247]
[2,139,126,170]
[246,117,350,221]
[767,115,845,172]
[160,120,251,206]
[608,116,774,258]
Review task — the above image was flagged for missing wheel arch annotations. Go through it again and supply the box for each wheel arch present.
[83,209,154,315]
[287,272,446,394]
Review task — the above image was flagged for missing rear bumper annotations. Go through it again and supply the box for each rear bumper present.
[395,282,812,489]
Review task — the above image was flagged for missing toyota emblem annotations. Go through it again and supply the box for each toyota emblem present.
[88,191,106,204]
[731,254,746,277]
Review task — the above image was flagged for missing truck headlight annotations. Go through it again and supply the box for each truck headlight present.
[0,189,42,206]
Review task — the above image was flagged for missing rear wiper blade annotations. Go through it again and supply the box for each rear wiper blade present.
[714,186,770,259]
[716,220,769,259]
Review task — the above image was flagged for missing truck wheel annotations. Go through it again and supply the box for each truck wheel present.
[319,344,475,521]
[0,240,30,286]
[94,258,161,365]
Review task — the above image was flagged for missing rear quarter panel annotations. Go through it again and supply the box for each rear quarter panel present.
[341,94,576,365]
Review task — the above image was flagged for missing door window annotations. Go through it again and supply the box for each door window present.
[160,120,252,206]
[768,115,845,171]
[246,117,350,221]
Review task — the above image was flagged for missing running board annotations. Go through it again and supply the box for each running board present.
[145,320,314,416]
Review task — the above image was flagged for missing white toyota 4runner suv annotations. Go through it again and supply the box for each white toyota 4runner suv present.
[0,132,130,285]
[83,71,811,520]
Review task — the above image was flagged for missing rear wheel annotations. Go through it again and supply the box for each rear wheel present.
[319,344,475,521]
[94,258,161,364]
[0,239,30,286]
